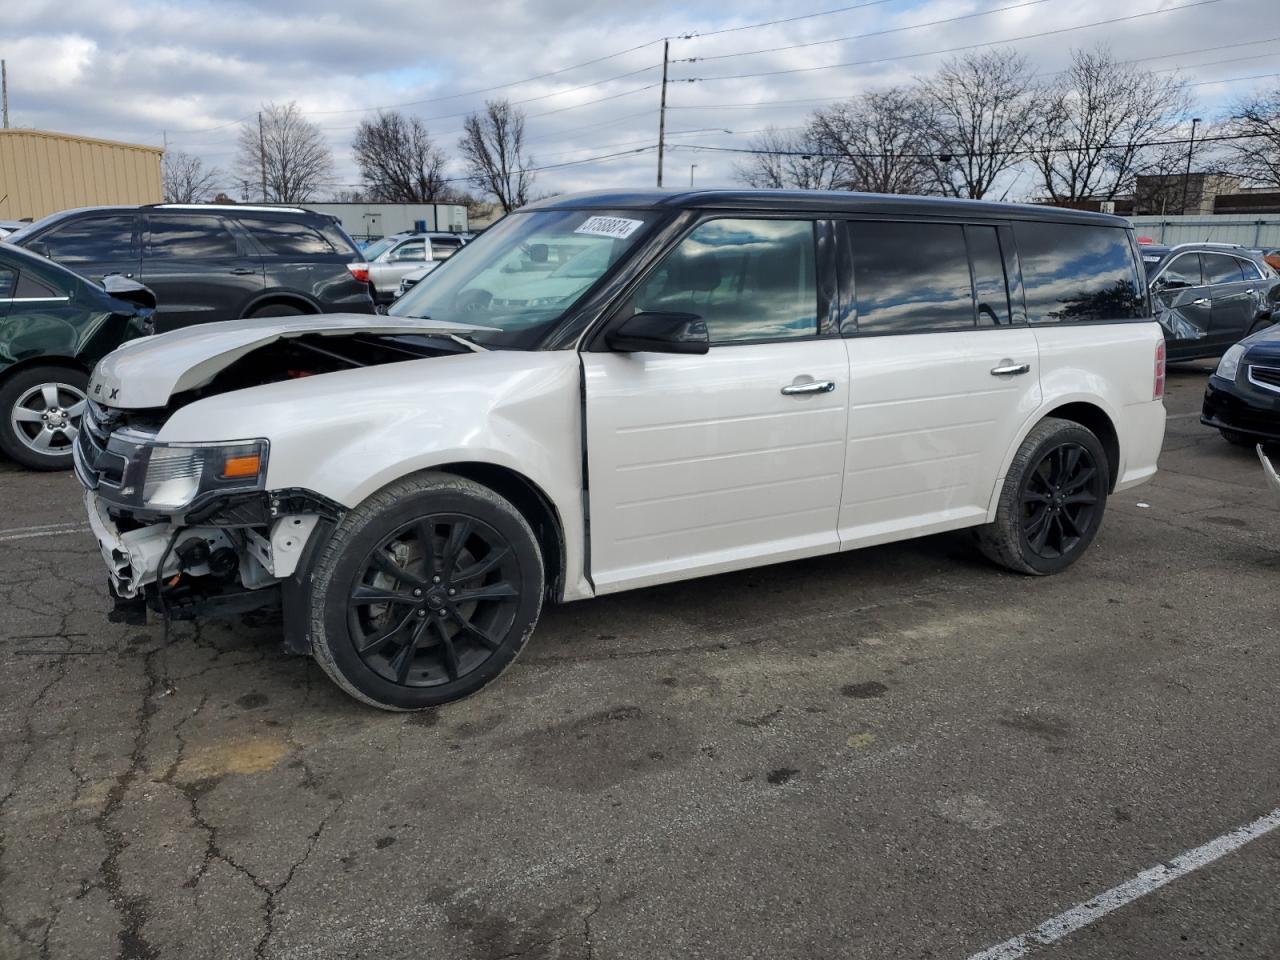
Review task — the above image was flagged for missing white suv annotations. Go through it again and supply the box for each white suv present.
[75,191,1166,710]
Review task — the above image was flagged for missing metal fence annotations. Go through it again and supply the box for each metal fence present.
[1127,215,1280,249]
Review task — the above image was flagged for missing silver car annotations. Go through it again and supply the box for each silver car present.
[365,232,471,303]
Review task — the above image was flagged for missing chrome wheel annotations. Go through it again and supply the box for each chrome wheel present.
[9,381,86,456]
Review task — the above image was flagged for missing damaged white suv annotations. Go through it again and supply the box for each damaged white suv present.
[76,191,1167,710]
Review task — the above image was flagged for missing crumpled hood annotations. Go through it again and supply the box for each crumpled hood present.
[87,313,493,409]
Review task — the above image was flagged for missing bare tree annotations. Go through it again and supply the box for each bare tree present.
[810,88,934,194]
[459,100,534,213]
[353,111,454,202]
[162,149,221,203]
[1223,85,1280,188]
[1031,47,1193,203]
[732,126,845,190]
[918,49,1038,199]
[235,102,333,203]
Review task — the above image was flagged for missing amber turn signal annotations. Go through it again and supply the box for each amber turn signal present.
[221,453,262,479]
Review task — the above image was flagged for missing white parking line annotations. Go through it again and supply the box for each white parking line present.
[966,806,1280,960]
[0,522,89,543]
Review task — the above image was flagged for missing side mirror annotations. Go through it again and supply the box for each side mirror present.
[1153,276,1190,293]
[606,311,710,355]
[26,239,51,258]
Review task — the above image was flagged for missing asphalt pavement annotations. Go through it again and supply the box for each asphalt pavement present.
[0,359,1276,960]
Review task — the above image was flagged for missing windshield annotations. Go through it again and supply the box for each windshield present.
[388,209,655,348]
[362,236,399,261]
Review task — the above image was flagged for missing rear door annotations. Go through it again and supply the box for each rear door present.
[583,217,848,593]
[32,212,140,286]
[140,213,264,331]
[1203,252,1254,345]
[837,219,1041,548]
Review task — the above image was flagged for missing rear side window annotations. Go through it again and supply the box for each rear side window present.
[39,214,136,263]
[147,215,239,259]
[237,217,337,256]
[1239,258,1263,281]
[0,267,15,298]
[431,237,463,260]
[15,272,60,298]
[851,221,974,334]
[1161,253,1202,287]
[635,218,818,344]
[1202,253,1244,285]
[1017,222,1144,323]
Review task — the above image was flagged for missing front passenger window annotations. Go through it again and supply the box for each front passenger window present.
[634,219,817,344]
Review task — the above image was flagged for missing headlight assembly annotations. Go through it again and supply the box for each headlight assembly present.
[1215,344,1246,382]
[103,434,269,514]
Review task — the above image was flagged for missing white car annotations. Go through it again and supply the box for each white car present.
[364,231,471,303]
[74,191,1166,711]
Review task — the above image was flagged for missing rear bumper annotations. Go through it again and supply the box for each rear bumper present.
[1115,399,1166,492]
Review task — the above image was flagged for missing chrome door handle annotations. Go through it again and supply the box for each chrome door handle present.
[781,380,836,395]
[1191,297,1210,306]
[990,361,1031,376]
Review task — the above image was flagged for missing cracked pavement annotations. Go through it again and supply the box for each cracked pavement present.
[1,361,1277,959]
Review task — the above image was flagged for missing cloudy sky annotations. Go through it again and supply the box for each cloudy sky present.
[3,0,1275,201]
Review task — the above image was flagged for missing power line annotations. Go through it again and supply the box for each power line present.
[678,0,1051,64]
[685,0,1222,82]
[676,0,900,40]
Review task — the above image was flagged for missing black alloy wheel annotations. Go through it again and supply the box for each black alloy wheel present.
[347,514,520,688]
[1019,442,1104,561]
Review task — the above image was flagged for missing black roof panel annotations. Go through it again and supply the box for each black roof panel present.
[527,189,1132,227]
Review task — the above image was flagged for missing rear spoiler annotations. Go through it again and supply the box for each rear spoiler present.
[102,274,157,312]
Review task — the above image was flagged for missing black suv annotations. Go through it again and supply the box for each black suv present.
[7,204,374,332]
[1143,242,1278,361]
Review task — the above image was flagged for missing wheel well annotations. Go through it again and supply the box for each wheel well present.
[435,462,566,602]
[1043,402,1120,491]
[0,356,90,386]
[241,293,319,318]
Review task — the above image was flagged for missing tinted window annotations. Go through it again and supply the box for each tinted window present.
[1239,258,1263,281]
[40,215,136,263]
[238,217,335,256]
[968,225,1012,326]
[1161,253,1202,287]
[635,219,817,344]
[1202,253,1244,285]
[147,215,238,258]
[0,268,14,298]
[431,237,463,260]
[15,272,59,298]
[1017,222,1144,322]
[852,221,974,334]
[390,240,425,262]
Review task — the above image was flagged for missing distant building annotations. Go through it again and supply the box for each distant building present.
[0,129,162,221]
[304,202,470,241]
[1037,173,1280,218]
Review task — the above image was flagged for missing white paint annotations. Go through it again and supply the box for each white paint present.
[0,522,88,542]
[966,806,1280,960]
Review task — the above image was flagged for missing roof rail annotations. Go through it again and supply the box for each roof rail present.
[1168,240,1246,252]
[144,203,311,214]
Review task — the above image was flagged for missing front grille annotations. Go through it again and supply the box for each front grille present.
[76,400,127,487]
[1248,364,1280,394]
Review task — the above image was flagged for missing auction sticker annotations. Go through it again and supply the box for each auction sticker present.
[574,216,644,240]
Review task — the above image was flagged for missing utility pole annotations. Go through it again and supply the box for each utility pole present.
[2,60,9,129]
[258,111,267,202]
[656,40,669,188]
[690,164,697,187]
[1181,117,1200,216]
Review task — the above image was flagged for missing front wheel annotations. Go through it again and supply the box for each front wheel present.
[975,418,1110,576]
[0,366,89,471]
[309,472,544,710]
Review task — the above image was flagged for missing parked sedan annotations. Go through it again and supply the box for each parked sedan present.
[1146,243,1278,361]
[1201,322,1280,446]
[0,242,155,469]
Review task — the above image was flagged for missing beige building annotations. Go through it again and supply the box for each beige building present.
[0,129,163,222]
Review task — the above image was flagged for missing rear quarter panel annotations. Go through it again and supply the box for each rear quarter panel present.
[993,321,1166,508]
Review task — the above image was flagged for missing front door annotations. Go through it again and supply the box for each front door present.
[140,213,264,331]
[583,217,848,594]
[1203,252,1255,346]
[837,219,1042,547]
[1151,252,1212,356]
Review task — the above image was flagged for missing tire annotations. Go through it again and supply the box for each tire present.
[0,365,89,471]
[308,472,544,710]
[1220,428,1255,447]
[974,417,1110,576]
[247,303,307,319]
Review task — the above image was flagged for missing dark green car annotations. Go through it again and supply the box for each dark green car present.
[0,242,155,470]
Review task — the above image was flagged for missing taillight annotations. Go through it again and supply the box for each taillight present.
[347,262,369,284]
[1154,339,1166,399]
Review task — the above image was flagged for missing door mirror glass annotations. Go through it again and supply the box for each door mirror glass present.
[1154,275,1190,292]
[607,311,710,354]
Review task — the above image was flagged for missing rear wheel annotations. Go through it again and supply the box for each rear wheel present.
[247,302,307,319]
[0,365,88,471]
[309,472,544,710]
[975,418,1109,575]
